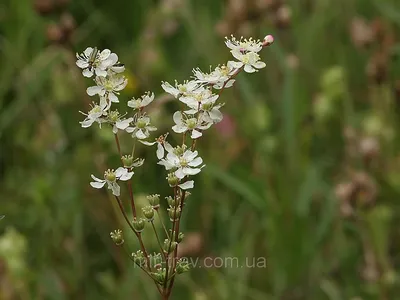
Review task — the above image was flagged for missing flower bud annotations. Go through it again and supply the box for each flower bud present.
[147,194,160,209]
[142,206,155,221]
[132,217,146,232]
[168,207,181,221]
[177,232,184,243]
[152,268,166,284]
[167,173,179,187]
[165,196,178,207]
[163,239,177,254]
[263,34,274,47]
[132,250,146,267]
[175,259,190,274]
[110,229,124,246]
[121,155,134,168]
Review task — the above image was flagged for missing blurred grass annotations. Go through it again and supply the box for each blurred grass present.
[1,0,400,299]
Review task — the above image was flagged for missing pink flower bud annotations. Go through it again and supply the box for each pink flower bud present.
[263,35,274,47]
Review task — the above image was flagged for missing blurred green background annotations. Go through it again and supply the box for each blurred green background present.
[1,0,400,299]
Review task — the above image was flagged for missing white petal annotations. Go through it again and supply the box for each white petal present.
[228,60,243,69]
[86,86,102,96]
[110,182,121,196]
[183,167,201,176]
[136,130,147,139]
[175,168,185,179]
[156,143,164,159]
[188,157,203,167]
[120,171,134,181]
[76,60,89,68]
[91,175,104,182]
[83,47,94,56]
[82,69,93,78]
[191,129,202,139]
[108,92,119,103]
[179,181,194,190]
[90,181,106,189]
[253,61,266,69]
[140,140,157,146]
[115,167,126,177]
[99,49,111,60]
[95,68,108,77]
[172,124,187,134]
[164,142,174,153]
[209,108,223,122]
[244,64,256,73]
[173,111,183,125]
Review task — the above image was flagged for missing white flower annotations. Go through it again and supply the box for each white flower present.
[230,51,266,73]
[158,149,204,179]
[193,62,237,89]
[126,115,157,139]
[161,80,200,98]
[79,100,108,128]
[86,73,128,103]
[140,134,173,159]
[172,111,212,139]
[107,110,133,134]
[179,87,219,108]
[128,92,154,110]
[185,103,224,124]
[225,36,263,54]
[90,167,134,196]
[76,48,124,78]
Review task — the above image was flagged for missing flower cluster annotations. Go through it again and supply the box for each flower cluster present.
[76,35,273,297]
[76,47,158,195]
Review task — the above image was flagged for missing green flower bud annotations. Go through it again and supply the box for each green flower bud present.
[177,232,184,243]
[166,196,178,208]
[167,173,179,187]
[163,239,177,254]
[147,194,160,209]
[132,217,146,232]
[110,229,124,246]
[104,169,116,182]
[142,206,155,221]
[132,250,146,267]
[121,155,134,168]
[176,259,190,274]
[151,268,166,284]
[168,207,181,221]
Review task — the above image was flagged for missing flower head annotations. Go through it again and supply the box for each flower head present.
[193,62,238,89]
[225,36,263,54]
[79,100,108,128]
[107,110,133,134]
[158,146,204,182]
[126,115,157,139]
[161,80,200,99]
[90,167,134,196]
[230,51,266,73]
[172,111,212,139]
[76,47,124,78]
[128,92,155,110]
[86,73,128,103]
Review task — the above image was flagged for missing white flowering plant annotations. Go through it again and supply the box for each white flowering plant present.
[76,34,274,299]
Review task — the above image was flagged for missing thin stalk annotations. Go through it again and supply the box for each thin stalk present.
[156,209,170,239]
